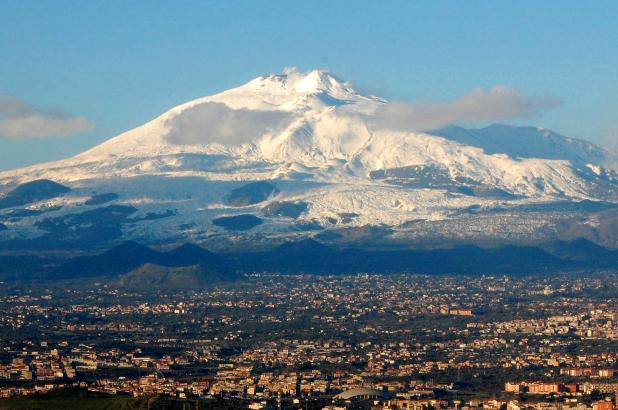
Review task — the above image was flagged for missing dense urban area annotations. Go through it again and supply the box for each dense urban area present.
[2,272,618,409]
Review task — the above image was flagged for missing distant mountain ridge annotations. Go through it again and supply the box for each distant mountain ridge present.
[2,238,617,285]
[433,124,607,166]
[52,241,228,279]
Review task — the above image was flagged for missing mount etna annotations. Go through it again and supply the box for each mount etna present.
[1,69,617,282]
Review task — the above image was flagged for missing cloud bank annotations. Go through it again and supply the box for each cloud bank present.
[371,86,562,132]
[166,102,292,146]
[164,81,561,147]
[0,97,93,140]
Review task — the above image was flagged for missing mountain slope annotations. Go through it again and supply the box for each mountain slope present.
[115,263,233,291]
[51,241,230,279]
[433,124,607,166]
[0,69,616,253]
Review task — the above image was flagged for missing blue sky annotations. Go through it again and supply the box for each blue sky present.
[1,0,617,170]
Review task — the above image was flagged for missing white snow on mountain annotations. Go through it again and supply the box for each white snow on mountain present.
[0,69,616,247]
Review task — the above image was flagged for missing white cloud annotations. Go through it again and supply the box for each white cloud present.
[370,86,562,132]
[166,102,292,146]
[0,97,93,140]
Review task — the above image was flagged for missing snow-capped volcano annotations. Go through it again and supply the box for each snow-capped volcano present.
[0,69,617,251]
[79,69,382,159]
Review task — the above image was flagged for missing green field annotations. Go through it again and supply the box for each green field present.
[0,388,213,410]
